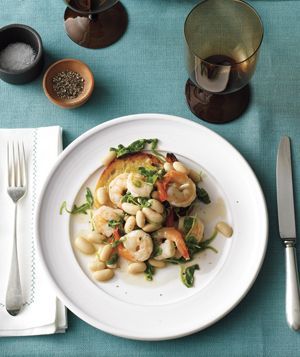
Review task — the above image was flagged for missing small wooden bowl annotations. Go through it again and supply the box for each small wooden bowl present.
[43,59,94,109]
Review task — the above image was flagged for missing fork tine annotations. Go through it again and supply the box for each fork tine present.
[7,142,10,186]
[16,142,22,187]
[21,142,26,187]
[7,141,27,188]
[12,142,16,187]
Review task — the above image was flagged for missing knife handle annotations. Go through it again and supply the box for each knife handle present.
[285,242,300,330]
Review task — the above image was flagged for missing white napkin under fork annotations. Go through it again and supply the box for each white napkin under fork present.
[0,126,67,336]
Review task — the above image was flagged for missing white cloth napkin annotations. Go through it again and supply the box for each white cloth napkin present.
[0,126,67,336]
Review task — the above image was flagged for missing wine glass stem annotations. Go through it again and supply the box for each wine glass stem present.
[89,13,97,21]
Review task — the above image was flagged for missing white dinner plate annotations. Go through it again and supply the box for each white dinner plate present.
[36,114,268,340]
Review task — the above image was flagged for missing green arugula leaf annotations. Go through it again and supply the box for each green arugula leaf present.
[174,207,189,218]
[110,139,160,158]
[145,262,155,281]
[121,192,138,205]
[109,138,166,162]
[149,139,166,162]
[138,167,166,185]
[186,230,218,257]
[86,187,94,206]
[181,264,199,288]
[106,252,118,265]
[151,240,163,258]
[150,138,158,150]
[59,201,68,215]
[196,187,211,204]
[122,192,151,208]
[69,203,91,215]
[166,230,218,264]
[60,188,94,215]
[108,219,124,229]
[183,216,195,235]
[185,235,198,245]
[199,230,218,247]
[136,197,151,208]
[110,140,146,157]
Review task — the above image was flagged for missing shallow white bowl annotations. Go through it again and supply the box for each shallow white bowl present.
[36,113,268,340]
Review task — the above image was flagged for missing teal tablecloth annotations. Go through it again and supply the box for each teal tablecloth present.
[1,0,300,356]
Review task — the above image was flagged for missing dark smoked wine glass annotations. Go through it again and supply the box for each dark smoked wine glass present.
[64,0,127,49]
[184,0,263,123]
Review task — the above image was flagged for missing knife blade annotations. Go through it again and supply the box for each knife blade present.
[276,136,300,330]
[277,136,296,240]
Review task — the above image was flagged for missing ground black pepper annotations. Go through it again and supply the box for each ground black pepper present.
[52,70,84,99]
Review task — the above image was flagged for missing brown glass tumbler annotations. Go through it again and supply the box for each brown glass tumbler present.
[184,0,263,124]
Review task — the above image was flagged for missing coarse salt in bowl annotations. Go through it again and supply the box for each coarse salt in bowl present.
[0,24,44,84]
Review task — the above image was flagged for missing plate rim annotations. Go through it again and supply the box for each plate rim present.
[35,113,269,340]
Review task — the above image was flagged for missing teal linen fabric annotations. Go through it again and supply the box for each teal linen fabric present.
[1,0,300,356]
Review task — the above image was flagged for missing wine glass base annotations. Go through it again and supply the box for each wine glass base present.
[64,2,128,49]
[185,79,251,124]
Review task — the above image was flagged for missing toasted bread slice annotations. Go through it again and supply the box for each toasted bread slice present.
[94,153,162,207]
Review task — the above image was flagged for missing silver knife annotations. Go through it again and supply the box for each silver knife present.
[276,136,300,330]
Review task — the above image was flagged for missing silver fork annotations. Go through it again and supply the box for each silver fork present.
[6,142,27,316]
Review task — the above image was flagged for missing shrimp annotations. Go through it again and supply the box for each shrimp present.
[118,229,153,262]
[92,205,124,237]
[154,239,176,261]
[108,173,129,207]
[153,227,190,260]
[127,173,153,198]
[178,216,204,243]
[158,170,196,208]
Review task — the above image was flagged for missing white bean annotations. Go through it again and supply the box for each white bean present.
[121,202,140,215]
[149,199,164,214]
[96,244,105,258]
[142,223,161,233]
[151,191,160,200]
[89,260,106,272]
[216,222,233,237]
[142,207,163,224]
[101,151,116,166]
[173,161,189,175]
[100,244,113,262]
[93,269,114,282]
[74,236,95,255]
[106,263,118,269]
[163,162,173,172]
[114,208,124,217]
[124,215,136,233]
[85,231,106,244]
[128,262,147,274]
[136,210,146,228]
[96,187,108,205]
[188,169,202,183]
[148,259,166,268]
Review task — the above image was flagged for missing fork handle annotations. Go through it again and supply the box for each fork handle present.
[6,204,23,316]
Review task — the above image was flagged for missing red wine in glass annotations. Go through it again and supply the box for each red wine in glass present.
[190,55,253,94]
[184,0,263,123]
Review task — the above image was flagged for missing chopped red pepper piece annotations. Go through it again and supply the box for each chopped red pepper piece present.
[156,181,168,202]
[166,208,174,227]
